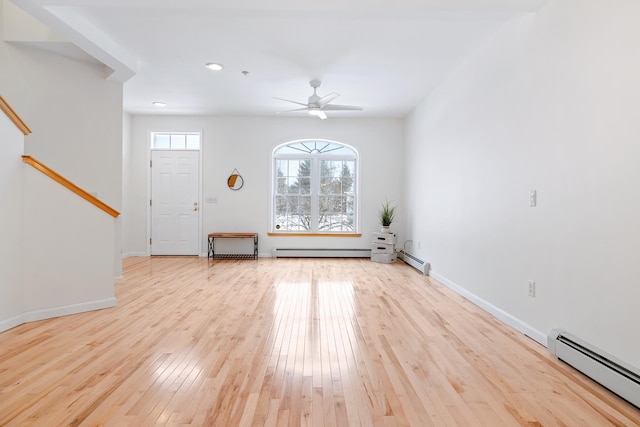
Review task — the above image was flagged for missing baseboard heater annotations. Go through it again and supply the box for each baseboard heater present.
[397,250,429,275]
[548,329,640,408]
[273,248,371,258]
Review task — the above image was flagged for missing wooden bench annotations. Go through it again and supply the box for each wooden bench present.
[207,233,258,260]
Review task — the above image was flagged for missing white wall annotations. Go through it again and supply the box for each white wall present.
[1,2,123,277]
[0,42,123,211]
[405,0,640,368]
[0,111,25,330]
[121,112,133,257]
[0,0,122,331]
[126,116,404,256]
[22,166,116,319]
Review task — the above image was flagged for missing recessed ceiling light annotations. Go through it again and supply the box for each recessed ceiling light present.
[205,62,223,71]
[152,101,166,107]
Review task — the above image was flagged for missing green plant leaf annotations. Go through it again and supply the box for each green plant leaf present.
[379,199,396,226]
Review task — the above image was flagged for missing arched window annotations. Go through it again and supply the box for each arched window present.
[272,140,358,233]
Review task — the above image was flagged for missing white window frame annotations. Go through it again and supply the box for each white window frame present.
[150,131,201,150]
[271,139,359,234]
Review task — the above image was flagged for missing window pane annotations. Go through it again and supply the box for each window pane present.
[299,160,311,194]
[298,195,312,231]
[289,195,301,230]
[320,177,332,194]
[153,134,170,149]
[289,159,299,174]
[186,134,200,149]
[170,134,186,149]
[274,195,287,231]
[276,159,287,177]
[287,177,298,193]
[342,161,355,193]
[299,177,310,194]
[276,177,287,194]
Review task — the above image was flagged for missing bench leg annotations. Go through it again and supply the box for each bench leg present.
[208,236,214,259]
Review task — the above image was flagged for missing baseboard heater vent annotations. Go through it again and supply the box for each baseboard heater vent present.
[548,329,640,408]
[397,250,429,275]
[273,248,371,258]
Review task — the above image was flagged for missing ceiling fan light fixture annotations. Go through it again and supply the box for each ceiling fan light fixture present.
[308,108,327,120]
[205,62,223,71]
[152,101,166,107]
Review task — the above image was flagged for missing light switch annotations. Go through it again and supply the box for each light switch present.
[206,196,217,203]
[529,190,537,207]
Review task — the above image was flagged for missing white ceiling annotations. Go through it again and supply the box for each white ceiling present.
[12,0,548,118]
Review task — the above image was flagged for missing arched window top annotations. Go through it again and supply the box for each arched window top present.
[274,140,357,158]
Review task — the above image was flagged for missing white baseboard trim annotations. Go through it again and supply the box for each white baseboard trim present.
[0,313,27,334]
[0,298,117,333]
[429,270,547,346]
[122,252,149,259]
[24,297,117,323]
[114,276,125,284]
[23,297,117,323]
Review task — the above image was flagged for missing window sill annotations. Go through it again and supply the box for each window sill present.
[267,233,362,237]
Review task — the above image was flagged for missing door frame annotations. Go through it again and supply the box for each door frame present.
[146,130,203,256]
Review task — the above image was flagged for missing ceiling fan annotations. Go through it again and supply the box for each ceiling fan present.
[274,79,363,120]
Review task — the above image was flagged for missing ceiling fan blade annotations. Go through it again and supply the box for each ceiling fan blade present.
[277,107,308,114]
[322,104,364,111]
[273,97,309,107]
[317,92,340,107]
[318,110,327,120]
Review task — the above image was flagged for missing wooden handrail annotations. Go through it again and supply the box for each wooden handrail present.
[0,95,32,136]
[22,156,120,218]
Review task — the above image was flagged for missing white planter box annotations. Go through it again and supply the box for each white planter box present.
[372,232,396,244]
[371,242,395,254]
[371,253,397,263]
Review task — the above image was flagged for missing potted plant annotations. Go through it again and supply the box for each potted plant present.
[379,199,396,233]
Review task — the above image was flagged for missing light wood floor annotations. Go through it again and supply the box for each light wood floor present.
[1,257,639,426]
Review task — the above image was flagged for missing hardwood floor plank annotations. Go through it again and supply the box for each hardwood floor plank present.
[0,257,639,426]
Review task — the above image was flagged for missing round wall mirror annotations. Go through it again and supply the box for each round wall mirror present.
[227,170,244,190]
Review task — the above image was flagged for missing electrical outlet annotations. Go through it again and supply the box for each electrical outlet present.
[528,281,536,297]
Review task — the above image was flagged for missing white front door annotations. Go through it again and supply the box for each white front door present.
[151,150,199,255]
